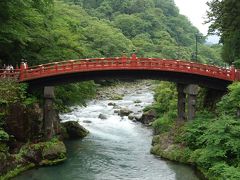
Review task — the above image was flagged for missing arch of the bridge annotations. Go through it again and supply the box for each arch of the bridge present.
[1,55,240,90]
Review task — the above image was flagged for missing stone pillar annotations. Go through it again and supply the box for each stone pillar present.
[177,83,186,121]
[185,84,199,121]
[43,86,55,140]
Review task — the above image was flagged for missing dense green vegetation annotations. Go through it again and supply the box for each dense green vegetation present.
[63,0,223,63]
[0,0,224,65]
[55,81,97,112]
[150,82,240,179]
[207,0,240,67]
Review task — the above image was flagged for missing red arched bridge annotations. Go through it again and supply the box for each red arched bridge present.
[1,54,240,90]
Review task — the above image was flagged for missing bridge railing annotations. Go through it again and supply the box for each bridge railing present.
[0,69,20,80]
[0,56,237,82]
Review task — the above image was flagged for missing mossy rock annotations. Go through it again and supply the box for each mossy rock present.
[42,140,66,161]
[110,94,123,100]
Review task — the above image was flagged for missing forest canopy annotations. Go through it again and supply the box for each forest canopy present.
[0,0,223,66]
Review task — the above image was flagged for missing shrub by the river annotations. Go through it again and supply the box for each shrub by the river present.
[150,82,240,179]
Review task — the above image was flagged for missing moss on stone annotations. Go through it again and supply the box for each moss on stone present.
[42,140,66,160]
[1,163,35,180]
[0,138,67,179]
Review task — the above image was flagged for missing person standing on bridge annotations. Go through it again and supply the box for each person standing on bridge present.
[131,49,137,66]
[121,51,127,65]
[21,59,28,70]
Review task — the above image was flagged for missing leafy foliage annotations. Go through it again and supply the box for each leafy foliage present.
[217,82,240,116]
[55,81,97,111]
[149,82,177,134]
[0,79,29,106]
[207,0,240,66]
[0,130,9,142]
[150,80,240,179]
[180,82,240,179]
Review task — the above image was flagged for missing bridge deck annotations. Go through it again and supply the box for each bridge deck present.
[1,57,240,86]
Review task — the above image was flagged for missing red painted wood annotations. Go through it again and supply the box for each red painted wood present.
[0,57,238,82]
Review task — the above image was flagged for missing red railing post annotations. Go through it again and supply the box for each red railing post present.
[39,65,43,75]
[131,53,137,67]
[70,60,74,70]
[230,65,236,81]
[121,52,127,66]
[235,69,240,81]
[19,62,25,81]
[54,62,58,72]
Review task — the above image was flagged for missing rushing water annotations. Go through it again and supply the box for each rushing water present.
[15,83,199,180]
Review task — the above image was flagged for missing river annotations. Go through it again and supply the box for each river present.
[15,81,199,180]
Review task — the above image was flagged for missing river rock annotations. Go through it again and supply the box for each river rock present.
[113,105,121,109]
[83,120,92,124]
[98,113,107,120]
[128,113,142,121]
[119,108,133,117]
[114,109,120,114]
[128,113,135,120]
[138,109,157,125]
[62,121,89,139]
[108,102,116,106]
[134,100,142,103]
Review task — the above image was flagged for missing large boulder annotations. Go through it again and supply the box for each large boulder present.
[5,103,44,142]
[138,109,157,125]
[62,121,89,139]
[21,139,67,166]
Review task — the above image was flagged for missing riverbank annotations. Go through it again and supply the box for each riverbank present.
[150,122,208,179]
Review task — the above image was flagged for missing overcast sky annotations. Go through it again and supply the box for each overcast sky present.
[174,0,210,35]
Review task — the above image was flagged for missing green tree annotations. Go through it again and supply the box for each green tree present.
[207,0,240,66]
